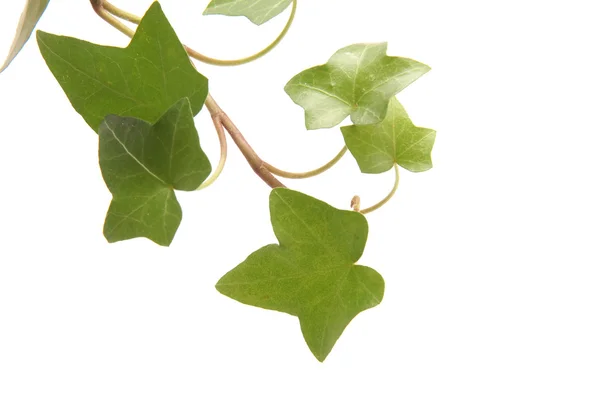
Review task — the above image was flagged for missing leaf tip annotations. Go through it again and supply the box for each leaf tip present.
[214,280,226,296]
[305,337,334,363]
[139,1,166,25]
[314,353,327,363]
[35,29,50,47]
[148,1,162,12]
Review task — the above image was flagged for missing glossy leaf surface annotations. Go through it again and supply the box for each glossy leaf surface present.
[285,43,430,130]
[203,0,292,25]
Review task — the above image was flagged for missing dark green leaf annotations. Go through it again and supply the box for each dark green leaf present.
[36,2,208,132]
[285,43,430,130]
[98,98,211,246]
[203,0,292,25]
[0,0,50,73]
[341,98,436,174]
[217,188,384,361]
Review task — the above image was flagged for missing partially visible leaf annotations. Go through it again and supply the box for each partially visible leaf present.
[217,188,384,362]
[285,42,430,130]
[98,98,211,246]
[37,2,208,132]
[203,0,292,25]
[341,98,436,174]
[0,0,50,73]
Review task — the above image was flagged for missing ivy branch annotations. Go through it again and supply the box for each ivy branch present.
[2,0,435,362]
[91,0,398,214]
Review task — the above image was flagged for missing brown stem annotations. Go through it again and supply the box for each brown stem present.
[90,0,135,37]
[90,0,103,12]
[92,0,285,189]
[204,96,286,189]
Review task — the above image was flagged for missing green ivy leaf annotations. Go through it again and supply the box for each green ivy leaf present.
[0,0,50,73]
[203,0,292,25]
[36,2,208,132]
[98,98,211,246]
[341,98,436,174]
[217,188,384,361]
[285,42,430,130]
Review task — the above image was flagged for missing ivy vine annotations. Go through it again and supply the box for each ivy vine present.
[1,0,436,362]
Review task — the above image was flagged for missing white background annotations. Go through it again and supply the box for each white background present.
[1,0,599,403]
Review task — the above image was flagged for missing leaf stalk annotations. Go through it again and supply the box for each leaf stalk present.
[98,0,297,66]
[263,146,347,179]
[91,1,135,37]
[197,112,228,190]
[358,164,400,215]
[102,1,142,24]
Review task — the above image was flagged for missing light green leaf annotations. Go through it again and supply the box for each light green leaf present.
[0,0,50,73]
[217,188,384,361]
[203,0,292,25]
[285,42,430,130]
[98,98,211,246]
[36,2,208,132]
[341,98,436,174]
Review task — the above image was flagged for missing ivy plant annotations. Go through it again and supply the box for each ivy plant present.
[0,0,436,362]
